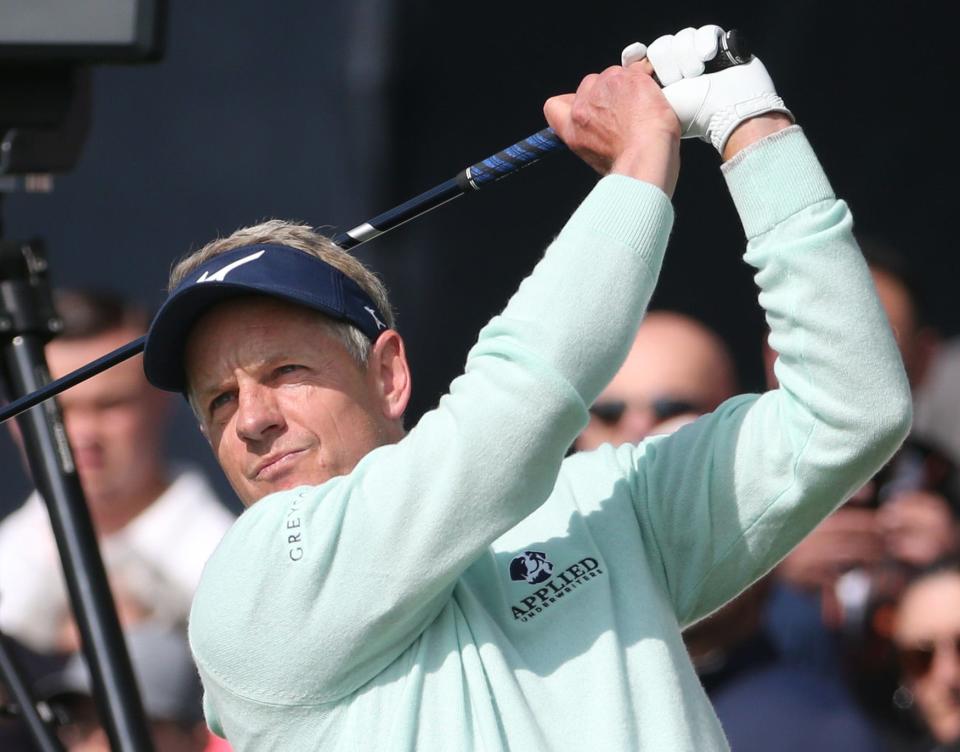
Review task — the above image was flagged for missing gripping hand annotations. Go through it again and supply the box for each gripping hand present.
[622,25,793,154]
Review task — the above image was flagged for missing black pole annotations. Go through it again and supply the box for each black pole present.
[0,233,155,752]
[0,630,64,752]
[0,336,145,424]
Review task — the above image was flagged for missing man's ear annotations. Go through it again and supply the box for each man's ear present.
[368,330,412,427]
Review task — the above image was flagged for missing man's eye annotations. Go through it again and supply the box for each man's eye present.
[209,392,234,414]
[274,364,303,377]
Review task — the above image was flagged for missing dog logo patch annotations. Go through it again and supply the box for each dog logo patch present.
[509,551,554,585]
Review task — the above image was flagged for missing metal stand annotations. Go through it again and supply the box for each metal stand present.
[0,211,154,752]
[0,628,63,752]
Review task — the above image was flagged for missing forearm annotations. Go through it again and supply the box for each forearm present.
[636,127,911,624]
[487,175,673,405]
[723,112,794,161]
[729,127,910,433]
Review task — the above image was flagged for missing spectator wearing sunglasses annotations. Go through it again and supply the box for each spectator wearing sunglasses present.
[574,310,737,451]
[892,559,960,751]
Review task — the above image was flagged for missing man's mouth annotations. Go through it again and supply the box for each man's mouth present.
[254,449,307,481]
[73,449,105,472]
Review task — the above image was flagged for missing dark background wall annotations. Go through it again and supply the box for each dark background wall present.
[1,0,956,515]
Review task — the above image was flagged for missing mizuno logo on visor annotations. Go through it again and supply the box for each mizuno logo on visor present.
[364,306,386,330]
[197,250,266,283]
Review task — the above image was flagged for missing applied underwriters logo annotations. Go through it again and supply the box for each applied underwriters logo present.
[509,552,604,623]
[509,551,554,584]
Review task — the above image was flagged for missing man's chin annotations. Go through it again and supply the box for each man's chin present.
[77,480,110,507]
[242,469,339,507]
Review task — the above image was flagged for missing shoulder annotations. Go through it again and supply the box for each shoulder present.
[164,466,231,508]
[153,467,237,528]
[117,468,236,555]
[0,493,50,547]
[188,483,345,701]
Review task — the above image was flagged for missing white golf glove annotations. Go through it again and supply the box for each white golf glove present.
[622,25,793,154]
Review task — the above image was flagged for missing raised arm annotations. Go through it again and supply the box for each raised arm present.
[612,27,911,624]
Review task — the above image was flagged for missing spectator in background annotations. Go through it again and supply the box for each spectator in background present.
[685,575,887,752]
[35,623,211,752]
[573,310,737,451]
[0,289,234,654]
[891,559,960,751]
[915,342,960,468]
[0,641,64,750]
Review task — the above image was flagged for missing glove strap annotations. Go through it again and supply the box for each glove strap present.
[708,93,793,153]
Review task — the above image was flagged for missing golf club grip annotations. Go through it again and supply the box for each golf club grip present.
[463,28,751,190]
[703,28,751,72]
[459,128,564,190]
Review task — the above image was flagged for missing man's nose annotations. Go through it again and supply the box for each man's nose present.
[62,406,98,446]
[931,641,960,686]
[235,381,285,442]
[615,405,659,443]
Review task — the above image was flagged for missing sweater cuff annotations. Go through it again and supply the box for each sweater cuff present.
[557,174,674,266]
[722,125,835,239]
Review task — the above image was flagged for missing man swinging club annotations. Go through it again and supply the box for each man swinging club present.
[141,24,911,750]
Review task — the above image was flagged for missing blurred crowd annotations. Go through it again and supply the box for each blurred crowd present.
[2,233,960,751]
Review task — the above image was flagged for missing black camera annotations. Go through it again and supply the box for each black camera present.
[0,0,164,65]
[0,0,165,178]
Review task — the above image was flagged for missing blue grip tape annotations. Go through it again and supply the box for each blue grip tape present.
[467,128,565,187]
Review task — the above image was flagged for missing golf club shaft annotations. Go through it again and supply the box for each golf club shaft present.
[0,29,751,424]
[334,128,564,249]
[0,337,144,424]
[0,126,566,425]
[334,28,749,249]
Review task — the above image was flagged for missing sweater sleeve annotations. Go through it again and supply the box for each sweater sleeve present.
[626,126,912,627]
[189,176,674,706]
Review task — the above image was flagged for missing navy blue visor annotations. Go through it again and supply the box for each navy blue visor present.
[143,243,389,392]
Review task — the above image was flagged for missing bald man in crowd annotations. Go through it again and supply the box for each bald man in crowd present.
[574,310,737,451]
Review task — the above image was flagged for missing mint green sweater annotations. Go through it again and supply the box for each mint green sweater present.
[190,127,911,751]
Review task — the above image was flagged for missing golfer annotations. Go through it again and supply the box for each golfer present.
[142,25,911,750]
